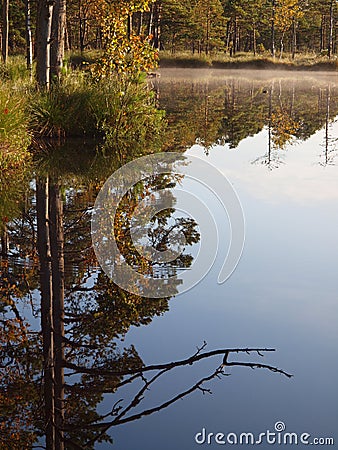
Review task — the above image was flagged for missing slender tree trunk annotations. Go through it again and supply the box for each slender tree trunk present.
[171,32,175,54]
[36,176,55,449]
[271,0,276,58]
[79,18,85,53]
[50,0,66,79]
[226,20,232,53]
[280,31,285,59]
[328,0,334,58]
[49,179,65,450]
[233,16,237,55]
[205,8,210,55]
[148,2,154,37]
[155,2,162,49]
[138,11,143,35]
[36,0,54,88]
[291,19,297,59]
[127,13,132,39]
[253,23,257,56]
[25,0,33,76]
[2,0,9,63]
[320,14,325,52]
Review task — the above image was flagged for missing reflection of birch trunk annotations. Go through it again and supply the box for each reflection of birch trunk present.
[290,81,295,117]
[325,85,331,164]
[36,176,55,449]
[268,83,273,165]
[37,176,65,449]
[49,179,65,450]
[1,225,9,257]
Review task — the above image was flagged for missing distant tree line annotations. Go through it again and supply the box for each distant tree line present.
[0,0,337,65]
[159,0,337,58]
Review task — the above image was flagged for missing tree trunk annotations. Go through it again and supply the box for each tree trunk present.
[2,0,9,63]
[36,176,55,449]
[154,2,162,50]
[233,16,238,55]
[79,18,86,53]
[271,0,276,58]
[50,0,66,79]
[291,19,297,59]
[280,32,285,59]
[320,14,325,52]
[205,8,210,55]
[148,2,154,37]
[25,0,33,75]
[253,23,257,56]
[328,0,334,58]
[49,179,65,450]
[138,11,143,36]
[36,0,53,88]
[127,13,132,39]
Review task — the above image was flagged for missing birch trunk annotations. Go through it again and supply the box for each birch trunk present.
[2,0,9,63]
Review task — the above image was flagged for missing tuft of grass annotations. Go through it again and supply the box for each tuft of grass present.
[28,72,97,137]
[0,55,33,82]
[28,71,165,156]
[0,80,31,165]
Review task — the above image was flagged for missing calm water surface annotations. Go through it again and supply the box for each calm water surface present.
[1,69,338,449]
[109,70,338,449]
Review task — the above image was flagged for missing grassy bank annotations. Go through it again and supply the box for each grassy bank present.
[0,57,164,166]
[159,51,338,71]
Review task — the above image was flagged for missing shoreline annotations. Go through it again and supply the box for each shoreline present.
[159,56,338,72]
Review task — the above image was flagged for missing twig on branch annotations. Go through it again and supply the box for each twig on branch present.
[63,347,284,377]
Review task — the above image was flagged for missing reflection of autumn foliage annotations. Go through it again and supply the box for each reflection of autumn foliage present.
[0,257,42,448]
[0,312,39,449]
[271,109,300,149]
[114,174,200,279]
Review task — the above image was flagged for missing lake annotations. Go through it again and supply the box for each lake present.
[1,69,337,449]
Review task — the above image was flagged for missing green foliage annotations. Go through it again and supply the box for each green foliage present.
[0,79,31,176]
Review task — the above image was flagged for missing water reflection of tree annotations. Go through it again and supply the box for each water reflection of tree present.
[252,81,300,170]
[0,145,291,449]
[159,77,337,155]
[320,85,337,166]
